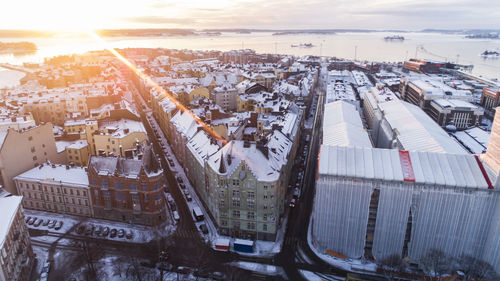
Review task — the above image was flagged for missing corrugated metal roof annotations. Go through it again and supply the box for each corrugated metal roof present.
[322,101,372,148]
[319,145,490,189]
[379,100,468,154]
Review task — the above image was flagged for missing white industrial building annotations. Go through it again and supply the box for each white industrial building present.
[312,109,500,272]
[322,101,371,147]
[363,86,468,154]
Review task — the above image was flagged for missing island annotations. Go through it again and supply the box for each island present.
[0,41,37,52]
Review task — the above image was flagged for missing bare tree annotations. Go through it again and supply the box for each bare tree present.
[419,249,450,278]
[456,254,497,281]
[378,254,407,280]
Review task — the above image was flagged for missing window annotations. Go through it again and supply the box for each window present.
[263,214,267,221]
[221,220,227,226]
[103,190,111,198]
[115,192,126,201]
[70,189,73,195]
[232,210,240,218]
[247,192,255,199]
[130,183,138,191]
[263,224,268,231]
[102,180,109,188]
[263,195,268,200]
[247,201,255,210]
[28,136,33,141]
[91,178,97,186]
[76,190,80,196]
[247,212,255,220]
[232,199,240,208]
[83,191,87,196]
[31,147,36,153]
[219,199,225,208]
[232,179,240,186]
[114,182,124,190]
[247,222,255,230]
[32,156,37,161]
[153,183,161,191]
[263,185,268,190]
[141,182,147,191]
[232,190,240,197]
[50,186,54,192]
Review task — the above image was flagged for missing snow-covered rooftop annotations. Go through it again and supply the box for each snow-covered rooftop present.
[319,145,492,189]
[0,196,22,248]
[14,163,89,187]
[379,100,468,154]
[322,101,372,148]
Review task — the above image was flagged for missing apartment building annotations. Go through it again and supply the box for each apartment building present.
[0,123,62,195]
[88,146,166,225]
[0,196,33,281]
[14,163,92,217]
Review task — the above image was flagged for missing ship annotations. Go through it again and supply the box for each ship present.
[481,50,500,58]
[291,43,314,48]
[384,35,405,41]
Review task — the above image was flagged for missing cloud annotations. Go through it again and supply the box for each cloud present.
[125,16,196,25]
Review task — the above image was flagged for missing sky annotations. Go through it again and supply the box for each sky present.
[1,0,500,31]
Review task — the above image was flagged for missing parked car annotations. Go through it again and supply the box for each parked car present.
[179,182,186,189]
[43,219,50,227]
[118,229,125,238]
[48,220,56,229]
[102,227,110,237]
[172,211,180,222]
[42,261,51,273]
[54,221,63,230]
[289,198,297,208]
[293,188,300,199]
[28,217,36,225]
[76,225,86,234]
[186,194,193,202]
[199,223,209,234]
[25,216,31,223]
[85,225,94,235]
[110,228,117,238]
[34,219,43,227]
[169,201,177,211]
[40,272,48,281]
[126,230,134,239]
[94,226,102,236]
[175,266,191,275]
[176,176,183,184]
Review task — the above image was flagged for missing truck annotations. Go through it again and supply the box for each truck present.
[192,206,204,221]
[233,239,254,253]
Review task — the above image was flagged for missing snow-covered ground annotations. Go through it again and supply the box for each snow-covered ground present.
[26,209,175,244]
[232,261,285,277]
[66,254,216,281]
[32,246,50,277]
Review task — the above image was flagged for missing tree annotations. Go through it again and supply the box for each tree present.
[378,254,407,280]
[456,254,498,281]
[419,249,450,278]
[72,238,107,281]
